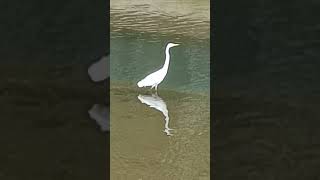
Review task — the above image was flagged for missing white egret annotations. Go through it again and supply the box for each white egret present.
[137,42,180,91]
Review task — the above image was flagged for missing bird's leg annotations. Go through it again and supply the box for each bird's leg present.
[147,85,154,94]
[155,85,158,95]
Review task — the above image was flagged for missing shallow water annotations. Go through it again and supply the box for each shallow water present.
[111,0,209,40]
[110,84,210,179]
[110,0,210,94]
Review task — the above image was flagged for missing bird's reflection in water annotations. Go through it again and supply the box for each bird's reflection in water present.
[137,93,173,136]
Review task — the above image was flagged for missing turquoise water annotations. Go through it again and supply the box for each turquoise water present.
[110,0,210,94]
[111,35,210,93]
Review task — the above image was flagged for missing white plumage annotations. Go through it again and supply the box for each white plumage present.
[137,42,180,91]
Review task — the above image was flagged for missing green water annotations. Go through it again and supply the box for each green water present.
[110,0,210,94]
[110,0,210,179]
[111,37,210,93]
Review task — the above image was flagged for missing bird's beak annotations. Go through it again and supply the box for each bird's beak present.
[173,43,180,47]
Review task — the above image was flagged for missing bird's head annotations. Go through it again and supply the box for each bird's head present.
[167,42,180,48]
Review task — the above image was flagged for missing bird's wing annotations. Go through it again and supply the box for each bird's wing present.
[138,70,160,87]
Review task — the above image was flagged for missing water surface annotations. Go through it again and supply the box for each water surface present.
[111,0,210,94]
[110,0,210,178]
[111,84,210,179]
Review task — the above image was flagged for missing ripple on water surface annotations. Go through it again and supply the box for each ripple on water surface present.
[110,83,210,179]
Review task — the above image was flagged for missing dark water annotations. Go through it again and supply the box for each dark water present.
[0,64,107,179]
[0,0,108,178]
[213,0,320,179]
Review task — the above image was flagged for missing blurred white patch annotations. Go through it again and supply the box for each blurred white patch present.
[88,54,109,132]
[88,104,109,132]
[88,55,109,82]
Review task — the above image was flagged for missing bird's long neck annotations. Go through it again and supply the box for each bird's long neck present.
[162,46,171,72]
